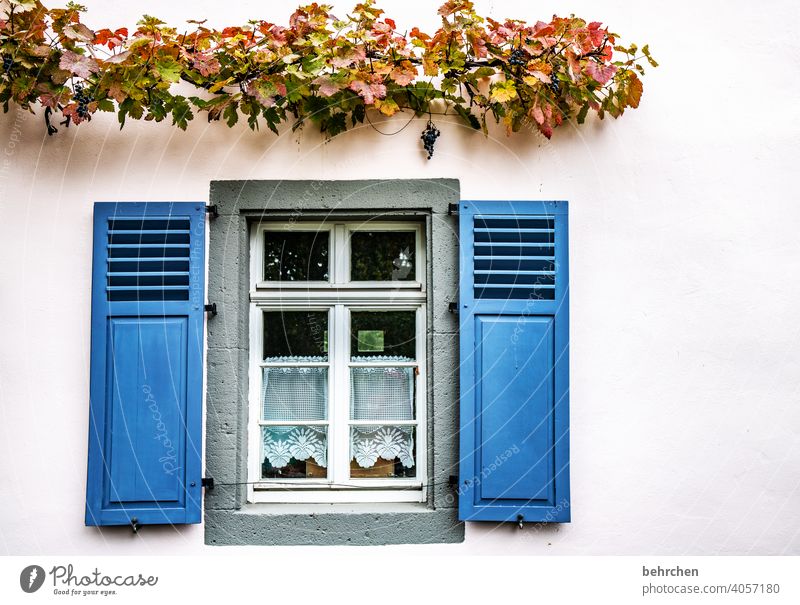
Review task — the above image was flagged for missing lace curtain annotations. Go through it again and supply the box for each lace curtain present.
[261,355,415,469]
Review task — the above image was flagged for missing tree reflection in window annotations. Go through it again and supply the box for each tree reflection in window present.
[264,231,329,281]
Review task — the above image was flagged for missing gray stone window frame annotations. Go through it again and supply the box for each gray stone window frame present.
[204,179,464,545]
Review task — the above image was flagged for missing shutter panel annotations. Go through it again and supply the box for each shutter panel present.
[86,202,206,526]
[458,201,570,523]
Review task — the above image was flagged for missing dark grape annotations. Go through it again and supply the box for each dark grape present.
[509,48,528,67]
[73,83,94,119]
[549,71,561,95]
[2,54,12,74]
[420,120,440,160]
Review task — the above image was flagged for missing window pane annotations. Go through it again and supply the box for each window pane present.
[263,367,327,421]
[350,367,414,420]
[262,426,327,479]
[264,310,328,359]
[350,311,415,360]
[350,231,416,281]
[264,231,328,281]
[350,425,416,478]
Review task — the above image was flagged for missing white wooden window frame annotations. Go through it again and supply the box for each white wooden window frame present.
[248,220,427,503]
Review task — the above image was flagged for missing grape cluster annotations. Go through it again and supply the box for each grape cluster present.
[2,54,12,74]
[73,83,94,119]
[549,71,561,95]
[509,48,528,67]
[420,120,440,160]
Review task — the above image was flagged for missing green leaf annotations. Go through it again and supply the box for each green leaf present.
[576,102,590,124]
[351,103,365,126]
[263,106,280,135]
[325,112,347,137]
[154,58,182,83]
[454,104,480,130]
[642,45,659,68]
[223,102,238,127]
[170,96,192,130]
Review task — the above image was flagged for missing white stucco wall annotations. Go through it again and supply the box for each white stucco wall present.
[1,0,798,555]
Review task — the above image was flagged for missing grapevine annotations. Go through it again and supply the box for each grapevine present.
[0,0,657,156]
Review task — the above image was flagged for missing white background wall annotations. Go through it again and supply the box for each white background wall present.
[1,0,798,555]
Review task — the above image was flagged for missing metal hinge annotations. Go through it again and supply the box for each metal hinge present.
[447,203,459,215]
[448,302,458,314]
[204,303,217,317]
[201,477,215,490]
[205,204,219,219]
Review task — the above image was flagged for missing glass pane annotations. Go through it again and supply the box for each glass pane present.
[262,426,327,479]
[263,367,327,421]
[350,425,416,478]
[264,310,328,359]
[350,367,414,421]
[264,230,328,281]
[350,311,415,360]
[350,231,416,281]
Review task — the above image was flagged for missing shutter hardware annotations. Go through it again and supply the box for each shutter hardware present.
[204,303,218,316]
[201,477,215,490]
[448,475,458,488]
[517,514,524,529]
[447,203,459,215]
[448,302,458,314]
[205,204,219,219]
[130,517,141,534]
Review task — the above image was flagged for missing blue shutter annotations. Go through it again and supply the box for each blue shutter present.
[86,202,205,526]
[458,201,570,523]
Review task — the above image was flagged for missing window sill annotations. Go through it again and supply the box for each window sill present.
[205,502,464,546]
[237,501,431,516]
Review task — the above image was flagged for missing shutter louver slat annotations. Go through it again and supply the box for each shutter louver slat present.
[473,214,557,302]
[106,217,193,301]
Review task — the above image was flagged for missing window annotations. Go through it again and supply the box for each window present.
[247,220,427,503]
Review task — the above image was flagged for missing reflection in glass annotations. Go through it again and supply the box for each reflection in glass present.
[350,311,415,359]
[264,231,328,281]
[263,310,328,359]
[350,231,416,281]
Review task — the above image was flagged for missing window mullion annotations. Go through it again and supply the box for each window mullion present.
[333,223,346,284]
[331,304,350,485]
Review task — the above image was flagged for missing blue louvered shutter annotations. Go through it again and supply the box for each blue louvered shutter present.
[86,202,205,526]
[458,200,570,523]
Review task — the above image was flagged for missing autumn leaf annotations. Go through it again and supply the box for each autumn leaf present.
[349,77,387,104]
[59,51,99,79]
[375,97,400,116]
[625,72,643,108]
[192,53,221,77]
[105,51,131,64]
[390,63,417,86]
[313,76,344,97]
[585,61,617,85]
[489,80,517,103]
[63,23,95,43]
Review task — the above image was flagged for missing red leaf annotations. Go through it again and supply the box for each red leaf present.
[349,77,387,104]
[585,62,617,85]
[59,50,99,79]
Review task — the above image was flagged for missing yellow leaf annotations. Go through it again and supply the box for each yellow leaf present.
[489,81,517,103]
[376,98,400,117]
[209,77,234,93]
